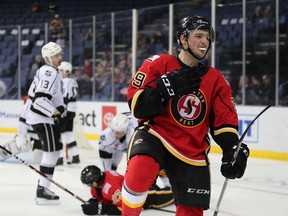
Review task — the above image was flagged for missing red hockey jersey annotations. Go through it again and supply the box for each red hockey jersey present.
[91,170,123,208]
[128,54,239,166]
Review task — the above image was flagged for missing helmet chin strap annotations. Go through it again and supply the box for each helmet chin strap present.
[45,57,57,68]
[47,61,59,69]
[184,39,209,60]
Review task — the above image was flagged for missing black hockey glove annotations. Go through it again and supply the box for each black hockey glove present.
[81,198,99,215]
[67,111,76,120]
[57,105,67,118]
[56,105,65,114]
[221,143,250,179]
[156,66,201,101]
[101,204,122,215]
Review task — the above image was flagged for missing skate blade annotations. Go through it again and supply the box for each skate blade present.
[66,162,81,168]
[35,198,60,205]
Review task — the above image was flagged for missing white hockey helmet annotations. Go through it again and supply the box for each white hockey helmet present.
[58,61,72,73]
[41,42,63,64]
[109,113,129,133]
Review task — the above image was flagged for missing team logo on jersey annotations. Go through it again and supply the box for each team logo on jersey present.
[45,70,51,76]
[133,138,143,145]
[112,189,121,204]
[170,90,207,127]
[99,134,106,141]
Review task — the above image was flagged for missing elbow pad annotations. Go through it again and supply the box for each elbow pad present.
[32,97,56,117]
[131,88,166,119]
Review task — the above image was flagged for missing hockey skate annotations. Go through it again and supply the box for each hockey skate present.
[67,155,80,165]
[35,185,60,205]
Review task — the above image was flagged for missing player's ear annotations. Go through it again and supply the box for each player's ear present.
[44,56,50,63]
[180,34,188,49]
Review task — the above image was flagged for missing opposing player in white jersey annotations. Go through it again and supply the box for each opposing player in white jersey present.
[26,42,65,205]
[98,113,171,188]
[57,61,80,165]
[17,78,44,152]
[0,73,41,162]
[98,112,137,171]
[15,85,43,162]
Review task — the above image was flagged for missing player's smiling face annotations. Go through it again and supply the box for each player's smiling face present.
[185,29,210,59]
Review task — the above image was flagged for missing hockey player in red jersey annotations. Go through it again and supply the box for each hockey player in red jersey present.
[80,165,174,215]
[121,15,250,216]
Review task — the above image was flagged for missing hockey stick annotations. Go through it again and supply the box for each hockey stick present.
[0,145,88,204]
[213,104,272,216]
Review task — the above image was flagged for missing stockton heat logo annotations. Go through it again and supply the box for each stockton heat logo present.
[170,90,207,127]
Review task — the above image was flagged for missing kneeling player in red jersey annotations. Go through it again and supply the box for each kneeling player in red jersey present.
[80,165,174,215]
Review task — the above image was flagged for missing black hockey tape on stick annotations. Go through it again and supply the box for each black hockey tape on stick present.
[0,145,88,205]
[213,104,272,216]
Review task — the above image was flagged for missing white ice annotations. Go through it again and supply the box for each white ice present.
[0,134,287,216]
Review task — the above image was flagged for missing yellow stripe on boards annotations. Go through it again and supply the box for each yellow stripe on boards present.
[0,128,17,133]
[210,145,288,161]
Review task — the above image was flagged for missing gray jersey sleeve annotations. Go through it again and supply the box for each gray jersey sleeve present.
[98,128,116,154]
[63,78,78,112]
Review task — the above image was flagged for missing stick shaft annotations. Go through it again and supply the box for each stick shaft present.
[213,104,272,215]
[232,104,272,163]
[0,145,87,204]
[213,179,228,216]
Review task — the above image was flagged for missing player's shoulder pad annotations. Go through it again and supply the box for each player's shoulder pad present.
[39,65,57,78]
[71,78,78,87]
[207,66,231,87]
[143,54,178,76]
[107,170,121,177]
[99,128,116,145]
[146,54,175,65]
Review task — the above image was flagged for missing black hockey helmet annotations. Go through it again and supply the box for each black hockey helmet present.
[80,165,104,186]
[176,15,215,48]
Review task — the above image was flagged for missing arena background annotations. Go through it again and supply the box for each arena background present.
[0,0,287,105]
[0,1,288,215]
[0,0,287,158]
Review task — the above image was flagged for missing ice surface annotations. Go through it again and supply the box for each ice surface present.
[1,134,287,216]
